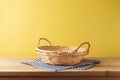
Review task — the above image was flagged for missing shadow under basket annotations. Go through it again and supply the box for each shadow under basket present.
[36,38,90,66]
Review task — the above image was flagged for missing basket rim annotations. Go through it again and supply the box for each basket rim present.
[36,46,86,53]
[39,53,85,56]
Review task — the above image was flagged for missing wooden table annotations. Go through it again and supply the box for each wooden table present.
[0,57,120,80]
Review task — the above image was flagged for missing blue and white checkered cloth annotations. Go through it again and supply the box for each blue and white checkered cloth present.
[21,58,100,71]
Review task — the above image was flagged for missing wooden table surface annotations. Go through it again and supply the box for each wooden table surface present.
[0,57,120,80]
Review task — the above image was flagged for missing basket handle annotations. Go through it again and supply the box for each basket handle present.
[38,38,52,48]
[73,42,90,55]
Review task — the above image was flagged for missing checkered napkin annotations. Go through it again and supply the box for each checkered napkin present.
[21,58,100,71]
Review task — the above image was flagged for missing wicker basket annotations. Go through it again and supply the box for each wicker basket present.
[36,38,90,65]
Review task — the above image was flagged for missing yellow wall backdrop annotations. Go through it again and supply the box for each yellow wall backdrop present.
[0,0,120,57]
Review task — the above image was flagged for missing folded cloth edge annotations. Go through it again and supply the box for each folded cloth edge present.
[21,58,100,71]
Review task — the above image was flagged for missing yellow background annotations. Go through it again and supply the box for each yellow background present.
[0,0,120,57]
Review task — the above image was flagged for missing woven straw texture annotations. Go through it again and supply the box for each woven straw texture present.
[36,38,90,65]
